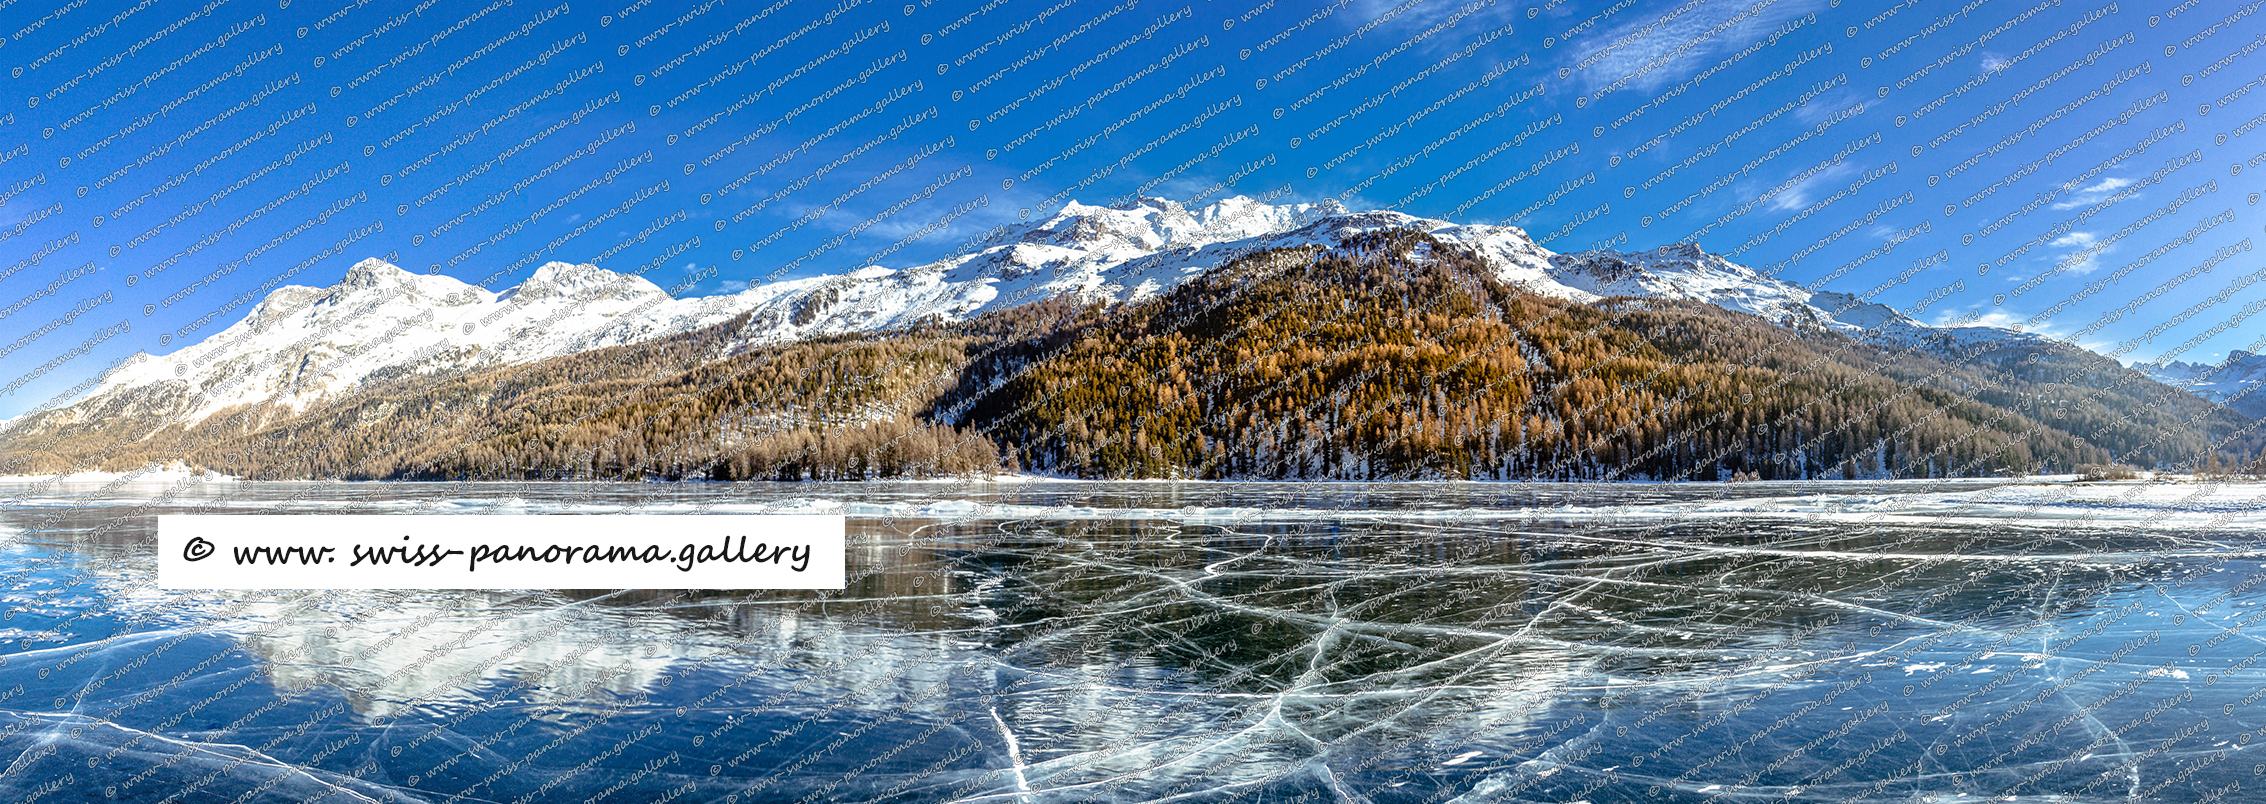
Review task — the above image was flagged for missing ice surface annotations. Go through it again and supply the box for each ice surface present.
[2,479,2262,802]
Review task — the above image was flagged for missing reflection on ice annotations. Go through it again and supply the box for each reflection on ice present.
[234,592,767,720]
[0,479,2263,802]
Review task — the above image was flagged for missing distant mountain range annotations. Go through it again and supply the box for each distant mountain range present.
[3,196,2257,480]
[2142,351,2266,419]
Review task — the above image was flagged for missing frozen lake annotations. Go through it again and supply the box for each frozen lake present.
[1,477,2262,803]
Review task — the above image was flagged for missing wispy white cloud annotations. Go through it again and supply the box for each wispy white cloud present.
[719,279,749,293]
[1567,0,1824,95]
[1937,306,2065,336]
[1865,222,1923,241]
[1941,308,2020,328]
[854,217,932,240]
[1767,162,1854,212]
[1788,84,1866,126]
[1978,53,2011,73]
[1346,0,1521,59]
[2050,177,2133,210]
[2049,231,2110,274]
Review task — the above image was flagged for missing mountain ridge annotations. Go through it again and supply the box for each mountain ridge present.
[2142,349,2266,418]
[45,195,2076,435]
[5,196,2256,481]
[24,227,2248,482]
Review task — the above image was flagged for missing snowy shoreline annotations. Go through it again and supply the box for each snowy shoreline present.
[0,460,235,485]
[1,469,2241,486]
[6,470,2261,533]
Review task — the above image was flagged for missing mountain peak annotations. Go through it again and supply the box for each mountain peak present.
[333,257,484,306]
[1021,196,1358,254]
[340,258,415,289]
[1125,195,1186,213]
[508,262,665,302]
[1613,241,1750,272]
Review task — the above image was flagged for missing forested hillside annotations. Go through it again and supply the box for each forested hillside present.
[942,231,2262,480]
[5,229,2257,481]
[0,307,1031,480]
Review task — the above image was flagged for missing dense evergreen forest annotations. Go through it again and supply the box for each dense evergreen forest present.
[4,229,2260,481]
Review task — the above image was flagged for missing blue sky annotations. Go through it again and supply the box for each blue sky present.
[0,0,2258,417]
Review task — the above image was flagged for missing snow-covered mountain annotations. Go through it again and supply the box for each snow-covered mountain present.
[1544,244,2057,354]
[77,259,718,428]
[53,195,2054,433]
[2143,350,2266,417]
